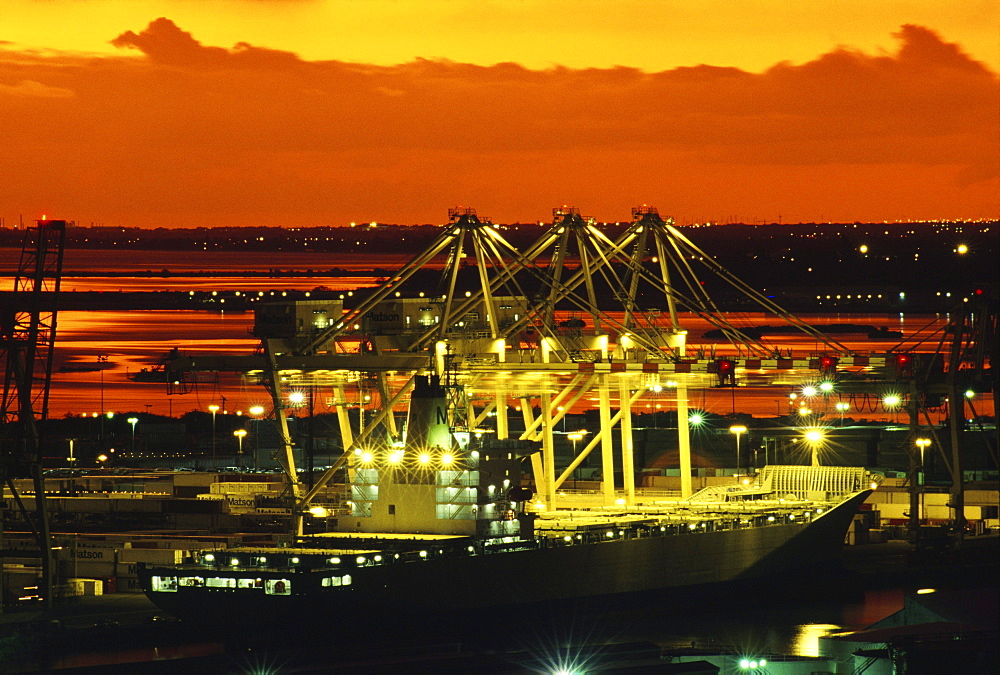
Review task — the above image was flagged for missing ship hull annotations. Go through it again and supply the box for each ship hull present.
[140,490,870,627]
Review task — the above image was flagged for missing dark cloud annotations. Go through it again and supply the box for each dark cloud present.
[110,17,304,69]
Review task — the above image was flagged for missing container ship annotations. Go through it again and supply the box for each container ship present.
[139,376,881,626]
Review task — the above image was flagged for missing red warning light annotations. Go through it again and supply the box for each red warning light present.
[715,359,736,386]
[819,356,839,372]
[893,354,913,375]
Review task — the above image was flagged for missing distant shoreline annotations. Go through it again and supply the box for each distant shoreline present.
[52,268,387,278]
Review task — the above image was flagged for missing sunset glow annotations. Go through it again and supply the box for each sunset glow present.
[2,1,997,227]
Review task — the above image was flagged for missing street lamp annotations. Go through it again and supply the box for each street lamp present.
[100,410,114,446]
[882,394,902,423]
[249,405,265,471]
[234,429,248,467]
[835,401,849,426]
[567,430,588,486]
[729,425,747,475]
[208,404,220,468]
[915,437,931,485]
[127,417,139,453]
[804,428,825,466]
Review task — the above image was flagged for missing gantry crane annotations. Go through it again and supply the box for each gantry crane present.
[895,284,997,539]
[163,207,899,537]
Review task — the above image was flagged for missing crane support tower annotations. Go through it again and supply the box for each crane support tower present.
[1,218,66,612]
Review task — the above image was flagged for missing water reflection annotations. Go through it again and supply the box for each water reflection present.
[44,308,974,421]
[51,310,258,417]
[49,276,382,293]
[0,247,422,273]
[9,248,973,419]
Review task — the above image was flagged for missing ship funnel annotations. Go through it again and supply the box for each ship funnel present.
[405,375,452,452]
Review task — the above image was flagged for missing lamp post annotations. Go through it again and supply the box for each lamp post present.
[649,383,663,429]
[208,404,220,469]
[729,425,747,475]
[804,429,825,466]
[835,401,849,426]
[100,410,114,448]
[249,405,265,472]
[234,429,248,468]
[567,430,587,486]
[882,394,902,423]
[915,437,931,486]
[127,417,138,454]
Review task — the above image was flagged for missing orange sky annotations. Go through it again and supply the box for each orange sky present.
[1,2,997,227]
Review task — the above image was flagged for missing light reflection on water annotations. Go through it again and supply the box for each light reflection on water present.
[45,307,970,421]
[515,585,907,660]
[0,248,424,273]
[10,250,972,419]
[1,274,380,293]
[51,310,259,417]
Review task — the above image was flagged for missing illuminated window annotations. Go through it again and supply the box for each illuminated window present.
[264,579,292,595]
[321,575,353,588]
[151,576,178,592]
